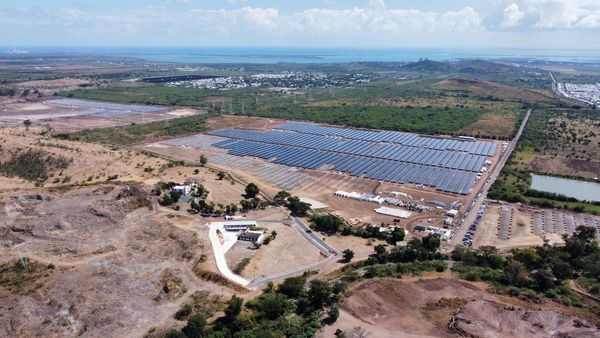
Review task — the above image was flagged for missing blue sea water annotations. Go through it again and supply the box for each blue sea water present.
[8,46,600,64]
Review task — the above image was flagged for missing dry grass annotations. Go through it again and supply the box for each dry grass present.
[434,77,558,103]
[460,111,518,138]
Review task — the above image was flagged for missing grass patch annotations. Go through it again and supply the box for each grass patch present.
[55,113,213,146]
[0,258,54,294]
[233,257,251,275]
[0,149,71,181]
[192,265,248,293]
[460,111,521,139]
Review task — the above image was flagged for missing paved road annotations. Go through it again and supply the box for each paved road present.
[291,216,338,256]
[448,109,531,248]
[208,222,251,286]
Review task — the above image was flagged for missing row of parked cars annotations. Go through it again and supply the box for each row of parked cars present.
[462,203,487,247]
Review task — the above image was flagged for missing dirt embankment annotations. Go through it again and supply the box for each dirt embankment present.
[325,277,600,338]
[451,299,600,338]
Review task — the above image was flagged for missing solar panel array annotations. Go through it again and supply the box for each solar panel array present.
[206,122,496,195]
[208,153,312,190]
[278,122,497,156]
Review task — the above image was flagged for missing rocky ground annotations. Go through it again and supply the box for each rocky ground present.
[0,184,233,337]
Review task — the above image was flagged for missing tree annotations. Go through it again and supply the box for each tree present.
[199,154,208,167]
[311,214,344,234]
[287,196,311,216]
[342,249,355,263]
[274,190,291,204]
[533,268,555,291]
[224,295,243,319]
[277,275,307,299]
[217,171,226,180]
[422,234,441,252]
[182,314,206,338]
[252,293,290,320]
[245,183,260,198]
[374,244,387,256]
[308,280,332,309]
[164,330,187,338]
[389,228,406,243]
[503,259,530,287]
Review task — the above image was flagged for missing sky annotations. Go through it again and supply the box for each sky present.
[1,0,599,50]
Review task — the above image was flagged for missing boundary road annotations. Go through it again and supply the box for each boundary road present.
[449,109,531,248]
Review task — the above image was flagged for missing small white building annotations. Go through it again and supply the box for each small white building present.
[173,185,192,195]
[374,206,412,219]
[224,220,257,231]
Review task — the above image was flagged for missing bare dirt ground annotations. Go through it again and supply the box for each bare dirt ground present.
[242,221,322,279]
[205,115,285,132]
[0,126,175,190]
[322,277,600,338]
[474,201,565,250]
[452,299,600,338]
[0,184,236,338]
[221,207,324,280]
[15,78,93,96]
[0,99,205,132]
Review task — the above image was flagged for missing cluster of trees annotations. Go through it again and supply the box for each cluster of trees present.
[452,226,600,303]
[366,234,443,266]
[165,273,345,338]
[239,197,270,212]
[154,182,183,207]
[273,190,312,217]
[0,87,17,96]
[310,214,345,234]
[341,224,405,244]
[309,213,406,244]
[253,101,484,135]
[336,234,447,279]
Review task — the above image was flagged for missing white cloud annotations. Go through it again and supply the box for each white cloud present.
[501,3,525,27]
[517,0,600,29]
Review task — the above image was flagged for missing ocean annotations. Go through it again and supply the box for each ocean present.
[9,46,600,64]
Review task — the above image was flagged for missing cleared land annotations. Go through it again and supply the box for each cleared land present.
[0,184,238,338]
[324,277,600,338]
[0,97,205,133]
[139,117,506,242]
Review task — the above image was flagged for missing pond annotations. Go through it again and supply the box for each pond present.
[530,174,600,202]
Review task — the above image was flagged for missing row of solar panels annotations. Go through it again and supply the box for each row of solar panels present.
[210,128,486,172]
[214,139,475,195]
[277,121,496,156]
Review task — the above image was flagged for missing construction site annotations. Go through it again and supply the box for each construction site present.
[141,116,505,238]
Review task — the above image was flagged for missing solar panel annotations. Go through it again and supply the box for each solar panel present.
[205,122,498,195]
